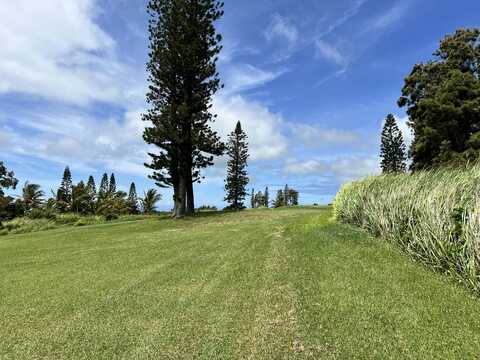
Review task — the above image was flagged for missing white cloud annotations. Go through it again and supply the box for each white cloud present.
[218,41,260,64]
[314,40,348,66]
[284,156,380,180]
[0,108,149,176]
[290,123,362,147]
[212,95,288,161]
[1,93,291,177]
[263,13,303,62]
[264,14,299,45]
[222,64,286,94]
[0,0,138,105]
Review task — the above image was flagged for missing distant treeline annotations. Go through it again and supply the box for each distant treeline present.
[0,164,161,224]
[250,185,299,209]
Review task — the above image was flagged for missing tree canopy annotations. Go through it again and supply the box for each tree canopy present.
[399,28,480,170]
[0,162,18,197]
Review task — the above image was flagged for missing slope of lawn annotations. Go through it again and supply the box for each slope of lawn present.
[1,207,480,359]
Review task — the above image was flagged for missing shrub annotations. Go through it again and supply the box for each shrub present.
[0,218,56,235]
[74,219,89,227]
[197,205,218,212]
[104,213,119,221]
[334,164,480,292]
[55,214,82,225]
[26,208,57,221]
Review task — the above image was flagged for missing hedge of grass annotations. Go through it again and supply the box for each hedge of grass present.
[334,164,480,292]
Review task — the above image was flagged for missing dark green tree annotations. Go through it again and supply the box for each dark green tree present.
[86,175,97,212]
[96,190,130,217]
[56,166,73,212]
[380,114,407,173]
[288,189,299,206]
[109,173,117,195]
[0,162,19,223]
[273,190,284,208]
[87,176,96,194]
[72,181,92,214]
[264,186,269,208]
[398,28,480,170]
[0,162,18,197]
[98,173,109,199]
[250,188,255,209]
[128,182,140,214]
[224,122,249,210]
[143,0,225,219]
[284,184,289,206]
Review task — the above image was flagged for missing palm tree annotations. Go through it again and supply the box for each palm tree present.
[22,182,44,211]
[141,189,162,214]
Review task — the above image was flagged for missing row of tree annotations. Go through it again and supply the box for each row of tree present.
[273,186,299,208]
[0,163,162,223]
[381,28,480,173]
[52,167,161,215]
[249,185,299,209]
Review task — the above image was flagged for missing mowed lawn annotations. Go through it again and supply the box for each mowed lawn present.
[1,207,480,359]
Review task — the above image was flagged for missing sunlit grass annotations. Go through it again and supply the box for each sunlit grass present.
[1,207,480,358]
[334,164,480,292]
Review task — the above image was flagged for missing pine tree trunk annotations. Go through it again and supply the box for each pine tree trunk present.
[186,178,194,215]
[172,181,179,218]
[174,175,187,219]
[184,125,194,215]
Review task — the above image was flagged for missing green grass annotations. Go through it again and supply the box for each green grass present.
[1,207,480,359]
[0,214,158,236]
[334,164,480,291]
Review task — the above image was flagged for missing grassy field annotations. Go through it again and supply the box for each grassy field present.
[1,207,480,359]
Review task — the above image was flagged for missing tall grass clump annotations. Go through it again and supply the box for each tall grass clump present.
[334,164,480,292]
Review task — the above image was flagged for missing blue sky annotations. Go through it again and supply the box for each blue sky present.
[1,0,478,209]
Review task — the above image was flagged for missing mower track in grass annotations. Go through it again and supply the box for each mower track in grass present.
[1,207,480,359]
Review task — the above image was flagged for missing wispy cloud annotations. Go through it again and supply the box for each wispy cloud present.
[314,39,348,66]
[312,0,413,88]
[284,156,380,180]
[218,40,260,64]
[362,1,411,34]
[263,13,302,63]
[314,68,347,88]
[290,123,363,148]
[264,13,299,45]
[222,64,287,95]
[318,0,369,38]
